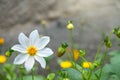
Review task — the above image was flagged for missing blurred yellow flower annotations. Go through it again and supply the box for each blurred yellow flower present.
[60,61,72,68]
[67,23,74,30]
[0,55,6,64]
[0,38,5,45]
[41,20,47,26]
[82,62,92,68]
[73,49,79,61]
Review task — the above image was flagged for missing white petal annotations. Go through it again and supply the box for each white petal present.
[34,56,46,69]
[29,30,39,45]
[35,36,50,50]
[11,44,26,53]
[18,33,29,48]
[24,57,35,71]
[14,54,29,65]
[37,48,53,57]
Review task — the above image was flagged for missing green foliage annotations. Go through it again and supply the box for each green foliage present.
[16,75,46,80]
[47,73,55,80]
[0,63,17,80]
[58,68,82,80]
[108,50,120,79]
[93,51,120,80]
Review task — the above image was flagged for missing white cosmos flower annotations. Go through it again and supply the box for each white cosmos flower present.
[12,30,53,71]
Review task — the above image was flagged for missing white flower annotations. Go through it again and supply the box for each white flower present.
[12,30,53,71]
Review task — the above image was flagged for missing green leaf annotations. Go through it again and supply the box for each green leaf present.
[16,75,46,80]
[47,73,55,80]
[108,51,120,79]
[108,50,120,56]
[61,68,82,80]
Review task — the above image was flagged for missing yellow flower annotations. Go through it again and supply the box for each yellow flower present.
[82,62,92,68]
[67,23,74,30]
[0,55,6,64]
[73,49,79,61]
[60,61,72,68]
[0,38,5,45]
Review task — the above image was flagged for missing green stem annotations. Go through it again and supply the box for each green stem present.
[81,56,92,80]
[92,41,104,79]
[19,66,23,80]
[98,31,113,80]
[98,47,108,80]
[32,69,34,80]
[81,69,85,80]
[69,30,76,68]
[69,30,74,60]
[43,25,48,35]
[81,56,87,62]
[67,52,73,61]
[94,41,104,62]
[0,45,3,53]
[87,69,92,80]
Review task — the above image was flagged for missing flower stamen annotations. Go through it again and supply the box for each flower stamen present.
[27,46,37,56]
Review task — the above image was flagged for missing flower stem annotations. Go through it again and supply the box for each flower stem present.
[69,30,74,60]
[32,69,34,80]
[87,69,92,80]
[43,25,48,35]
[19,65,23,80]
[0,45,3,53]
[94,41,104,62]
[69,30,76,68]
[81,56,87,62]
[98,47,108,80]
[98,31,113,80]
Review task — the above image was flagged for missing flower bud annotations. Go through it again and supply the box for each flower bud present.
[113,27,119,34]
[105,41,112,48]
[79,49,85,57]
[104,36,109,43]
[41,20,47,26]
[67,21,74,30]
[61,42,68,48]
[57,47,66,57]
[116,30,120,38]
[5,51,12,57]
[5,48,14,57]
[92,61,100,68]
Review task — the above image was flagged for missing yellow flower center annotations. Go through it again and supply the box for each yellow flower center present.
[60,61,72,68]
[0,55,6,64]
[82,62,92,68]
[27,46,37,56]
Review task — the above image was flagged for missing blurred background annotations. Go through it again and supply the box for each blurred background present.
[1,0,120,75]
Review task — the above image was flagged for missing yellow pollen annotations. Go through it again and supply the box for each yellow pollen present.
[27,46,37,55]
